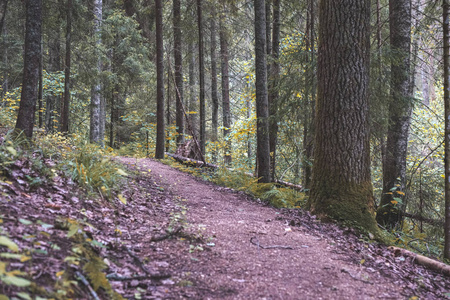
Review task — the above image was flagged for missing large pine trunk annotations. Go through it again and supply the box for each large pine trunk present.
[308,0,377,232]
[155,0,165,159]
[254,0,270,183]
[376,0,412,229]
[15,0,41,138]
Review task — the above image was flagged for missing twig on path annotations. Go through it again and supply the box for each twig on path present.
[75,271,101,300]
[106,273,171,281]
[123,246,171,279]
[250,237,294,250]
[150,226,183,242]
[340,268,373,285]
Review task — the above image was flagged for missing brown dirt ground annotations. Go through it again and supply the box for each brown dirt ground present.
[115,157,449,299]
[1,154,449,299]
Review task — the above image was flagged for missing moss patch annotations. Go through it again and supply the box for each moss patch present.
[308,180,378,234]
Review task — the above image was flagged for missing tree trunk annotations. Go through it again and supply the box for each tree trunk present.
[14,0,41,139]
[155,0,165,159]
[210,13,219,163]
[268,0,280,181]
[38,41,43,128]
[376,0,412,229]
[254,0,270,183]
[90,0,103,144]
[61,0,71,134]
[0,0,8,36]
[173,0,184,146]
[308,0,377,232]
[302,0,315,189]
[166,53,171,152]
[219,15,232,165]
[442,0,450,260]
[45,19,61,132]
[188,41,198,138]
[197,0,206,156]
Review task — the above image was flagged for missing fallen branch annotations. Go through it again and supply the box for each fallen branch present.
[165,152,304,191]
[340,268,373,285]
[75,271,101,300]
[150,226,183,242]
[401,212,444,226]
[106,273,171,281]
[250,237,294,250]
[124,246,171,279]
[389,246,450,277]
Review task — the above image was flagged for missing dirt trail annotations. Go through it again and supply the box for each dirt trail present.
[117,157,421,299]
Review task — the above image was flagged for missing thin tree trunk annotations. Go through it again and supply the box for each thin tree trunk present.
[14,0,41,139]
[188,41,197,139]
[0,0,8,35]
[210,13,219,163]
[173,0,184,146]
[155,0,165,159]
[376,0,413,229]
[166,52,171,152]
[219,15,232,165]
[302,0,315,189]
[308,0,377,232]
[61,0,71,133]
[38,41,43,128]
[45,22,61,132]
[442,0,450,260]
[268,0,280,181]
[254,0,270,183]
[90,0,103,144]
[197,0,206,156]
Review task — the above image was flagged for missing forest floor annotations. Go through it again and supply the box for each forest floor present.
[1,154,450,299]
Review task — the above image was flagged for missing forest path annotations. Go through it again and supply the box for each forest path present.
[116,157,409,299]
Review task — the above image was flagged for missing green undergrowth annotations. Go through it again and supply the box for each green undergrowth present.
[0,130,129,298]
[0,217,123,299]
[161,156,306,209]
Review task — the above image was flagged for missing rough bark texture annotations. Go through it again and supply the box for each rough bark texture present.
[197,0,206,156]
[268,0,280,181]
[219,17,232,165]
[155,0,165,159]
[376,0,412,229]
[308,0,377,232]
[210,15,219,162]
[60,0,71,133]
[15,0,41,139]
[443,0,450,260]
[90,0,103,145]
[173,0,184,146]
[188,41,198,137]
[254,0,270,183]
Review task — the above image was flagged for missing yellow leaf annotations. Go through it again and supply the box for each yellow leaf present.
[118,194,127,205]
[0,236,19,252]
[396,191,405,196]
[56,271,65,277]
[391,200,398,205]
[360,259,365,265]
[116,169,128,176]
[5,146,17,156]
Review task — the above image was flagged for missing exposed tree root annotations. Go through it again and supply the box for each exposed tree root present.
[389,246,450,277]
